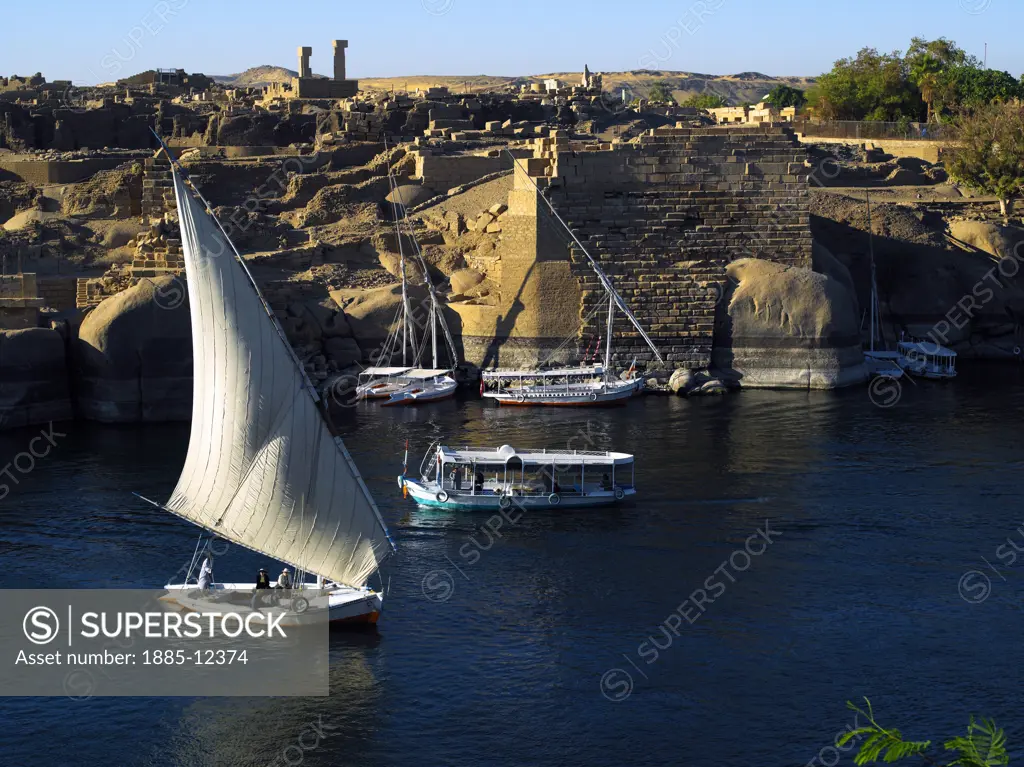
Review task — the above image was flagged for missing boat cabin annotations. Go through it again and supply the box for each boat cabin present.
[898,339,957,378]
[403,444,636,509]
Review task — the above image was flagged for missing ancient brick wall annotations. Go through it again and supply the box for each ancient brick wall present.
[544,125,811,368]
[414,153,514,192]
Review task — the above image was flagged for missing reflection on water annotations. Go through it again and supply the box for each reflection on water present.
[0,363,1022,765]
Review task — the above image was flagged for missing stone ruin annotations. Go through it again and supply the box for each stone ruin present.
[449,124,812,369]
[263,39,358,102]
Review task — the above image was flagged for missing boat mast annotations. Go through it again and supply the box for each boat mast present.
[383,138,459,370]
[432,297,438,368]
[504,150,663,363]
[867,189,877,352]
[604,289,614,380]
[400,252,410,366]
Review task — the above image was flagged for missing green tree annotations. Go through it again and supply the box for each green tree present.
[838,698,1008,766]
[945,66,1024,110]
[765,84,806,110]
[682,93,726,109]
[946,102,1024,217]
[647,81,676,104]
[905,37,970,121]
[815,47,922,121]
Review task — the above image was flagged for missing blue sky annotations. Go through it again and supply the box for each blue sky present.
[0,0,1017,85]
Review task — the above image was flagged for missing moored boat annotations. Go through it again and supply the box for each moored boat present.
[381,369,458,406]
[356,366,415,400]
[399,443,636,510]
[482,367,643,406]
[862,190,905,381]
[898,335,957,379]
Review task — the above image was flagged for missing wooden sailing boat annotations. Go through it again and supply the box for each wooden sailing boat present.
[861,190,906,380]
[358,148,459,406]
[143,142,396,625]
[481,153,660,406]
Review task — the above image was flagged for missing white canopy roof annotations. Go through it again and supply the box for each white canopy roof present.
[360,366,413,377]
[436,444,633,466]
[898,340,957,358]
[404,369,452,379]
[482,365,604,380]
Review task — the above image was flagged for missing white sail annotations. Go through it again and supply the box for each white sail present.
[166,168,393,588]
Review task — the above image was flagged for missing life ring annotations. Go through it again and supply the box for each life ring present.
[590,392,598,402]
[436,490,450,503]
[1015,346,1022,356]
[498,494,511,510]
[517,393,526,403]
[548,493,561,505]
[614,487,625,500]
[291,596,309,614]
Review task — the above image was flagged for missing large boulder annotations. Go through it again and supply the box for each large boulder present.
[329,283,426,351]
[324,337,363,367]
[712,257,867,389]
[0,328,73,429]
[74,276,192,422]
[948,220,1024,260]
[384,184,435,208]
[880,224,1024,358]
[449,268,484,295]
[668,368,694,395]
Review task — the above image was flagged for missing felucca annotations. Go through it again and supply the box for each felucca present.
[139,140,396,625]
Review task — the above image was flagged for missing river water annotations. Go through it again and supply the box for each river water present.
[1,365,1022,766]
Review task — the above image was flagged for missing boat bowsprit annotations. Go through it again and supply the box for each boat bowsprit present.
[400,444,636,510]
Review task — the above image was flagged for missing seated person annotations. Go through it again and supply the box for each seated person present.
[600,473,613,491]
[251,568,272,610]
[474,472,484,493]
[277,568,292,590]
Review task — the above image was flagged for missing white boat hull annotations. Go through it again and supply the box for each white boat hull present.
[161,583,383,626]
[484,379,642,407]
[864,351,905,379]
[402,477,634,510]
[382,376,458,406]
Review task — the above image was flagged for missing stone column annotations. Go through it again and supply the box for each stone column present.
[332,40,348,81]
[297,47,312,79]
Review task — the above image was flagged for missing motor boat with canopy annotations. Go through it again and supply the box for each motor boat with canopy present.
[399,443,636,510]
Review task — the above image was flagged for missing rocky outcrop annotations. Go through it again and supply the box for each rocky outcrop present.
[0,328,73,428]
[712,257,866,389]
[330,282,427,354]
[884,222,1024,359]
[73,276,192,422]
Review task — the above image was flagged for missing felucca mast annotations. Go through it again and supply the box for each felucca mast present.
[867,189,877,352]
[383,137,459,369]
[604,290,614,380]
[504,150,664,364]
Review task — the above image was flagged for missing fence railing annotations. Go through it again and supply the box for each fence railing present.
[792,120,950,141]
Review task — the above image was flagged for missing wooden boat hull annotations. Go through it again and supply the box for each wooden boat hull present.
[161,584,383,626]
[485,380,642,407]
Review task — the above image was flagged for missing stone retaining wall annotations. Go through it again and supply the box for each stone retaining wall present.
[542,125,812,368]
